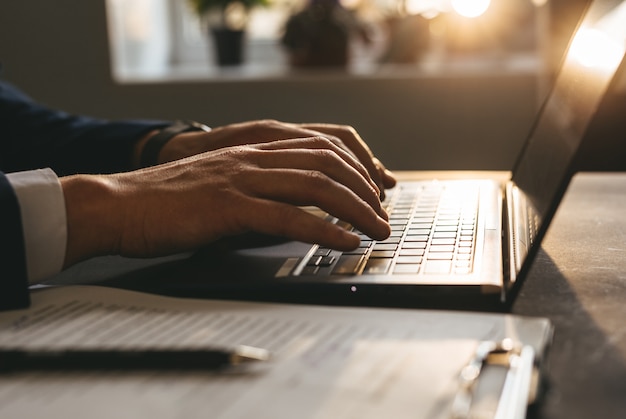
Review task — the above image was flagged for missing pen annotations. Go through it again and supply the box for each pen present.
[0,345,270,372]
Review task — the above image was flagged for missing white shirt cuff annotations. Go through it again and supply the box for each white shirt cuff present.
[6,168,67,284]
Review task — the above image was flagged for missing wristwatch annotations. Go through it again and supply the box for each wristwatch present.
[140,120,211,167]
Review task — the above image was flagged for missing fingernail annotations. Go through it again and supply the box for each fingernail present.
[376,217,392,240]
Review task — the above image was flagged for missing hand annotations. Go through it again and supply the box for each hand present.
[154,119,397,196]
[63,137,390,267]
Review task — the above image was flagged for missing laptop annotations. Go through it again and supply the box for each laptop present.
[115,0,626,311]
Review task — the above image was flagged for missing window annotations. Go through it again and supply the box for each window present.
[106,0,548,83]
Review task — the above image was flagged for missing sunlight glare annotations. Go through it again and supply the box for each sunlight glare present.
[570,27,625,70]
[451,0,491,18]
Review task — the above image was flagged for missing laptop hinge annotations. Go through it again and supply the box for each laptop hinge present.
[505,181,537,289]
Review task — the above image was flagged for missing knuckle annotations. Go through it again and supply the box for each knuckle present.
[314,147,337,159]
[335,124,352,133]
[331,124,355,138]
[310,135,334,146]
[344,125,357,135]
[311,148,342,169]
[257,119,281,130]
[249,119,282,137]
[224,145,257,158]
[311,135,344,152]
[303,170,331,188]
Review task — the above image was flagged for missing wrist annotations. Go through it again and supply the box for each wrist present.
[60,174,123,267]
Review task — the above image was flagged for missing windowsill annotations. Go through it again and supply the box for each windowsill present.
[112,52,545,85]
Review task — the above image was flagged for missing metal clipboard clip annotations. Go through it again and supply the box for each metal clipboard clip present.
[451,338,538,419]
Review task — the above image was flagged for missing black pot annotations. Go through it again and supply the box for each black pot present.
[210,28,245,66]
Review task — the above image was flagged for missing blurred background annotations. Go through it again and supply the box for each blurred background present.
[0,0,622,171]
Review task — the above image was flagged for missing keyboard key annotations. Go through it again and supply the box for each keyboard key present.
[332,255,365,274]
[377,237,401,245]
[301,266,320,275]
[364,258,392,274]
[393,264,421,274]
[437,220,459,227]
[431,238,456,246]
[435,225,458,232]
[344,247,369,255]
[411,217,435,223]
[399,248,425,256]
[455,260,471,268]
[425,261,452,274]
[402,242,427,249]
[373,243,398,251]
[427,252,454,260]
[429,245,455,253]
[370,250,396,258]
[408,229,431,236]
[396,256,423,264]
[433,232,457,238]
[438,213,460,219]
[404,236,429,243]
[307,256,322,266]
[314,248,332,257]
[417,208,436,215]
[320,256,336,266]
[409,223,433,229]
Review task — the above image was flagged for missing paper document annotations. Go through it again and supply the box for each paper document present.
[0,286,550,418]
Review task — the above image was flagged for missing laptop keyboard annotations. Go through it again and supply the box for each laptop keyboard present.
[297,182,480,276]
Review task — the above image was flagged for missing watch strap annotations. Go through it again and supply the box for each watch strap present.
[140,120,211,167]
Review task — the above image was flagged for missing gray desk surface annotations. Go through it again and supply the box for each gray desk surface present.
[45,172,626,419]
[511,172,626,419]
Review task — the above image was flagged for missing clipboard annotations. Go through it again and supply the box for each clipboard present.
[452,337,549,419]
[0,286,552,419]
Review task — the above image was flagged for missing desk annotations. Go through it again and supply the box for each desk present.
[511,172,626,419]
[45,172,626,419]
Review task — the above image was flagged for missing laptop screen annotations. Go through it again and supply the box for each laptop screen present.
[511,0,626,239]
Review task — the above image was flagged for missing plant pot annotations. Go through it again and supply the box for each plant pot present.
[210,28,245,66]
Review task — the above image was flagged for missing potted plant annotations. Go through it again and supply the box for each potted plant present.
[281,0,373,69]
[187,0,269,66]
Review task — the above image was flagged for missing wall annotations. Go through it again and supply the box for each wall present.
[0,1,541,171]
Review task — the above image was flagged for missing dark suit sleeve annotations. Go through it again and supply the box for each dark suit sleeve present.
[0,173,30,311]
[0,80,169,175]
[0,80,170,310]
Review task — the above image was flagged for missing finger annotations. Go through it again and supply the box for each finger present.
[209,120,343,150]
[252,151,384,217]
[372,157,397,189]
[254,136,382,200]
[238,168,390,240]
[242,199,372,251]
[296,125,393,200]
[297,124,384,189]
